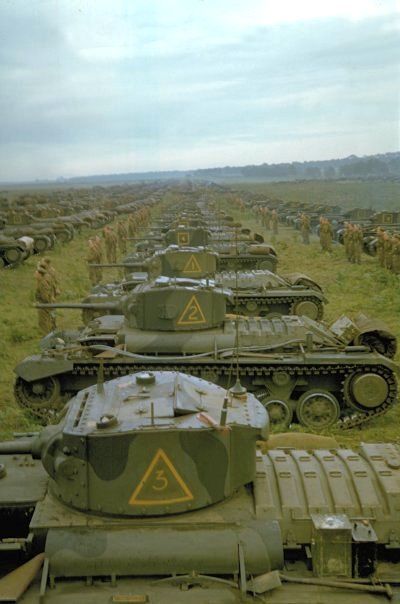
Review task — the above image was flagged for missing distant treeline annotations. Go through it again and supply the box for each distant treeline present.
[49,151,400,185]
[192,152,400,181]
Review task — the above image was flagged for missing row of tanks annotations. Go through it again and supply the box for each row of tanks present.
[2,183,400,602]
[0,183,165,267]
[14,194,399,433]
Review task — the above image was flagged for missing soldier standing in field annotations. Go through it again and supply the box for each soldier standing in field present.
[86,237,102,286]
[117,220,128,256]
[38,257,60,298]
[271,209,279,235]
[127,214,136,238]
[300,213,311,244]
[354,225,364,264]
[35,264,57,334]
[103,226,117,263]
[320,218,333,252]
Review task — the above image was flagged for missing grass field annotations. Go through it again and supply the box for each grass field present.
[1,184,400,449]
[234,179,400,210]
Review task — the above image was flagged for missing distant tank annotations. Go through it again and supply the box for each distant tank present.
[15,279,398,428]
[1,371,400,602]
[0,234,34,267]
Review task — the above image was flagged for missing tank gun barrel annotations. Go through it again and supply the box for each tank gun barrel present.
[35,302,119,311]
[89,263,142,268]
[0,437,35,454]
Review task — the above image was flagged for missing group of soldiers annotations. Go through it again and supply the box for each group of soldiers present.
[376,228,400,274]
[35,257,60,334]
[343,222,364,264]
[34,207,152,333]
[258,207,279,235]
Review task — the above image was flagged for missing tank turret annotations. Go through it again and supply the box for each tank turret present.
[165,226,212,247]
[121,277,228,331]
[145,245,218,279]
[8,371,268,516]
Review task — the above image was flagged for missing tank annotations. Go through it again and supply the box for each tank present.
[0,234,34,267]
[1,371,400,603]
[81,246,326,322]
[15,279,398,428]
[2,225,55,253]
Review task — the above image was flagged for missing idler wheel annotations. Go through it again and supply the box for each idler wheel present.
[4,247,22,265]
[296,389,340,428]
[344,371,389,410]
[34,236,50,253]
[14,376,63,422]
[292,299,320,320]
[257,259,274,270]
[264,399,293,429]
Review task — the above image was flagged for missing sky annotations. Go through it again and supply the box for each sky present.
[0,0,399,181]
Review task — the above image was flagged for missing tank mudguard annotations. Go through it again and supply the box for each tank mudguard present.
[283,272,323,292]
[14,356,74,382]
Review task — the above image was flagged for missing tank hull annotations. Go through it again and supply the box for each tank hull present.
[1,442,400,603]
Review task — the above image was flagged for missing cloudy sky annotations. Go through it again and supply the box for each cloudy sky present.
[0,0,399,181]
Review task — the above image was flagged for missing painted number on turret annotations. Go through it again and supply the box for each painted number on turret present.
[129,448,194,506]
[177,295,206,325]
[183,254,202,274]
[177,232,189,245]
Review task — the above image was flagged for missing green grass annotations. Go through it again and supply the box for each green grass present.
[1,187,400,450]
[234,180,400,210]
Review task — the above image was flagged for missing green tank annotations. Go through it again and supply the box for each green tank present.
[15,279,398,428]
[0,234,34,267]
[1,371,400,603]
[83,245,326,322]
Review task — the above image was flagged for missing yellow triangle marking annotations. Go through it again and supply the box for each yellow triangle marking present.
[129,448,194,506]
[182,254,202,274]
[176,295,206,325]
[177,231,189,245]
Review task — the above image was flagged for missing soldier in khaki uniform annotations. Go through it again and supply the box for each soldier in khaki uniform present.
[353,225,363,264]
[103,226,117,263]
[300,213,311,244]
[343,222,351,261]
[35,266,57,334]
[117,221,128,256]
[271,209,279,235]
[319,218,333,252]
[86,238,102,286]
[127,214,136,238]
[38,257,60,298]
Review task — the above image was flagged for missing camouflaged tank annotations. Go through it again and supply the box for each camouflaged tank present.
[1,370,400,603]
[80,246,326,323]
[15,279,398,429]
[127,225,279,272]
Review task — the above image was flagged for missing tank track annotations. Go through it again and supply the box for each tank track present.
[15,359,396,428]
[233,294,324,319]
